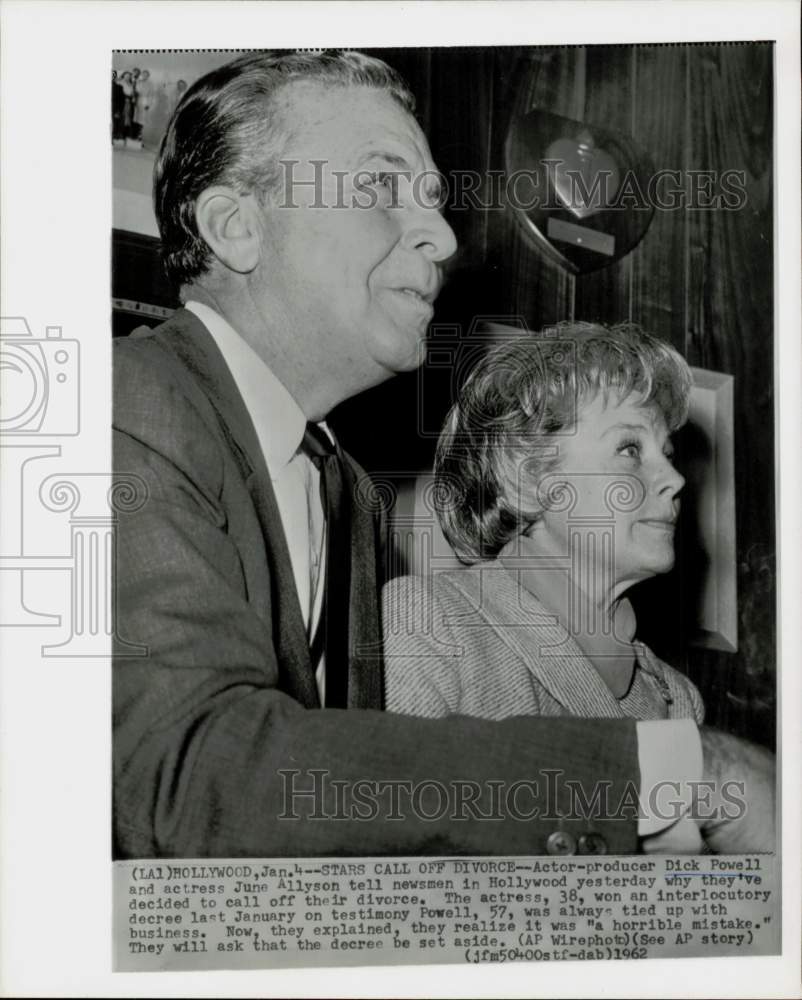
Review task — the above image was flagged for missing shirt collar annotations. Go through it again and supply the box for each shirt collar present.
[184,300,307,473]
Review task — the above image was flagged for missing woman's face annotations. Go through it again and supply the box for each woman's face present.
[530,390,685,593]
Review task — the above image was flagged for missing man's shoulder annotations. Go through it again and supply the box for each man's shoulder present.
[115,309,179,378]
[114,309,222,424]
[113,311,230,488]
[114,308,202,386]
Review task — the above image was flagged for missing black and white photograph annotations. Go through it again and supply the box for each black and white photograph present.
[1,2,800,997]
[109,35,782,971]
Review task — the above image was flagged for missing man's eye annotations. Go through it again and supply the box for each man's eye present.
[367,171,395,190]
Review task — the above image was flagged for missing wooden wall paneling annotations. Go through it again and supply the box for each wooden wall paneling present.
[628,45,688,354]
[482,46,526,322]
[493,47,583,331]
[683,43,775,745]
[571,46,635,325]
[428,47,499,310]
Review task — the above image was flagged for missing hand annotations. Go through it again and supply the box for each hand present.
[640,812,704,855]
[694,727,776,853]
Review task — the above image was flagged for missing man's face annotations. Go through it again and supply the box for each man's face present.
[252,83,457,390]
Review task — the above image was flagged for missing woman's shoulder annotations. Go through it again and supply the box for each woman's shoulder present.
[384,564,470,595]
[383,566,469,618]
[383,561,558,630]
[382,561,513,609]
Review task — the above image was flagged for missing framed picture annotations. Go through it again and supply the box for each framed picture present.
[684,367,737,652]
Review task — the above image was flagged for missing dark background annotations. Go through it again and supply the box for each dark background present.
[112,44,775,748]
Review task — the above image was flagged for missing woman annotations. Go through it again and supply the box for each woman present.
[383,321,704,723]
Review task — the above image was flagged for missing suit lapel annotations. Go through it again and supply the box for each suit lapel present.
[147,309,320,708]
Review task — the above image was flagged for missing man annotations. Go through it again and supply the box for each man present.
[113,50,773,859]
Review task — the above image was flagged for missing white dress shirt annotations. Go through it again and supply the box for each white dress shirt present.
[185,300,328,702]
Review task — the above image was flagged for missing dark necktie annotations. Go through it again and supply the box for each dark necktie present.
[302,422,351,708]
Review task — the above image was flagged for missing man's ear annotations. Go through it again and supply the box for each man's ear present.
[195,186,261,274]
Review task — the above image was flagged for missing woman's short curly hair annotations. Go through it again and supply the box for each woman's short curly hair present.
[435,321,693,564]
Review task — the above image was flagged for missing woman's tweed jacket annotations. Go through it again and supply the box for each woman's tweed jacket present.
[383,562,704,722]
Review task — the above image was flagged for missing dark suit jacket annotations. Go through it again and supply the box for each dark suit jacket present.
[113,309,641,858]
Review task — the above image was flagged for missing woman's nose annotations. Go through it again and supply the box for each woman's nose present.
[657,456,685,499]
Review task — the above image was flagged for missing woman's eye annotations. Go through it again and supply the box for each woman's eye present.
[618,441,641,459]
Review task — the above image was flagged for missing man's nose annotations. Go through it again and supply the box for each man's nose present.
[401,203,458,263]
